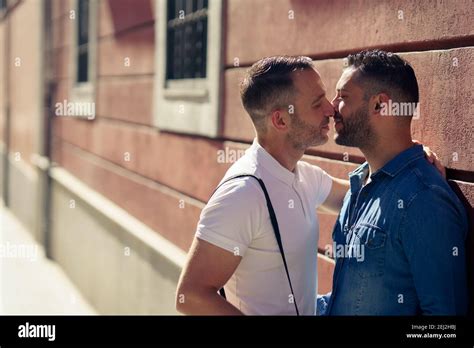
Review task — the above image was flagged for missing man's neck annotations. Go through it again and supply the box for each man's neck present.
[360,134,414,175]
[257,136,304,173]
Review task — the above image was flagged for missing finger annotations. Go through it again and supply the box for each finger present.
[430,151,438,160]
[425,150,434,162]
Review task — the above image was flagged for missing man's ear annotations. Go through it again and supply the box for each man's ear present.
[372,93,390,115]
[270,109,289,131]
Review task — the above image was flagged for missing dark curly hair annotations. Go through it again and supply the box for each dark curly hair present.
[346,49,419,106]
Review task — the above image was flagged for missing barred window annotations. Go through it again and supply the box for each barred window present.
[70,0,97,106]
[166,0,208,80]
[77,0,90,83]
[155,0,222,137]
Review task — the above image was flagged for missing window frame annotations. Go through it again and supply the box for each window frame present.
[154,0,223,137]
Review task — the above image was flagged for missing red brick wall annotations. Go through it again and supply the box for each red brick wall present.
[50,0,474,297]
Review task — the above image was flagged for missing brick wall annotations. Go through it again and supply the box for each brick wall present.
[49,0,473,298]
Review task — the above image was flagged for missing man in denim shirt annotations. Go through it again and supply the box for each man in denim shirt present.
[318,50,468,315]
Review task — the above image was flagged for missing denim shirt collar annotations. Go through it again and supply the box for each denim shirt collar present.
[379,144,425,178]
[348,144,425,193]
[349,162,370,194]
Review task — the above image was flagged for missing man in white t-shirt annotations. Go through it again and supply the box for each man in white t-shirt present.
[175,56,349,315]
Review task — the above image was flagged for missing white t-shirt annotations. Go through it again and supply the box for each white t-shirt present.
[196,139,332,315]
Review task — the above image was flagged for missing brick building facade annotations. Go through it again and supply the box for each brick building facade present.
[0,0,472,314]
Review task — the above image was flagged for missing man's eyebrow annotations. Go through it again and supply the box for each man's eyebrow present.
[313,93,325,103]
[336,87,349,93]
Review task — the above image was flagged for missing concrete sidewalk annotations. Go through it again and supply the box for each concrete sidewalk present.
[0,205,96,314]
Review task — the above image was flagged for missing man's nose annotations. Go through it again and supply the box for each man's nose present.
[323,99,335,117]
[330,99,340,116]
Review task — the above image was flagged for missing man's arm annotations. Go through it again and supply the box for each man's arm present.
[401,187,468,315]
[176,238,244,315]
[318,176,349,215]
[176,178,263,315]
[316,292,332,315]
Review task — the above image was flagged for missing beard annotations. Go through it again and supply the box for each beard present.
[286,113,329,151]
[334,103,376,148]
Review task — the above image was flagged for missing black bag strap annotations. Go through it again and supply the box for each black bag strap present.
[211,174,299,316]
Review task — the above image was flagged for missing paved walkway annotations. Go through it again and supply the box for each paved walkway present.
[0,204,96,314]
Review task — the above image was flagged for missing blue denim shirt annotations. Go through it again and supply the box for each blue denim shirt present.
[321,144,468,315]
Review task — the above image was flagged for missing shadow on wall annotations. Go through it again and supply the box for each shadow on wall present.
[448,181,474,318]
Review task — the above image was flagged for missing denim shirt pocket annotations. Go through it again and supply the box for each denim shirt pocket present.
[349,223,387,278]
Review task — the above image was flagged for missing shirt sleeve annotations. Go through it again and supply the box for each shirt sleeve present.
[196,177,265,257]
[399,185,468,315]
[308,164,333,207]
[316,292,332,315]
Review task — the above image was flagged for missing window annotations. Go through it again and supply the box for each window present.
[70,0,97,105]
[166,0,208,80]
[77,0,90,83]
[155,0,223,137]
